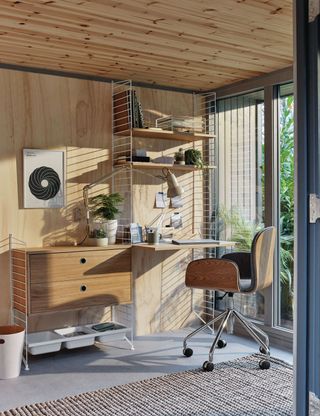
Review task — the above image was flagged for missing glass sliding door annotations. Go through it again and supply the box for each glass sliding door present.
[214,83,295,335]
[215,90,265,321]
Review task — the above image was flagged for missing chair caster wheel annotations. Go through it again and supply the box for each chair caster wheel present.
[183,347,193,357]
[259,360,270,370]
[202,361,214,372]
[259,346,268,354]
[217,339,227,348]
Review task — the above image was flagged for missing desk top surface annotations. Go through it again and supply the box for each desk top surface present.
[12,241,235,254]
[134,241,236,251]
[12,244,132,254]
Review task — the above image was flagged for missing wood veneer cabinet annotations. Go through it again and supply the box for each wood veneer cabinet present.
[12,245,132,315]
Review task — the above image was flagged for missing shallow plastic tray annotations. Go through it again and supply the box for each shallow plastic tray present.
[54,326,96,350]
[27,331,64,355]
[90,322,130,343]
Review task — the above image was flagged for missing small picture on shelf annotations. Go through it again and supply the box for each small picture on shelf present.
[130,223,143,243]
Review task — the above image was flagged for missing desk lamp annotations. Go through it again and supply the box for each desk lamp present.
[80,165,183,244]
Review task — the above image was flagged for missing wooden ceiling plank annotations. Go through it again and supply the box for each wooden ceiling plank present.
[0,15,292,67]
[0,27,291,75]
[0,41,256,84]
[0,0,293,90]
[0,4,292,54]
[5,0,292,47]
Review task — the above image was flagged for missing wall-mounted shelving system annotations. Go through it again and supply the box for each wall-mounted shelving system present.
[111,80,219,326]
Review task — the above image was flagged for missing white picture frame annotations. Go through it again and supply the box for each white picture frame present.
[23,149,65,208]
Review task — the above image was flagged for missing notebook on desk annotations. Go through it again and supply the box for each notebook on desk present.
[171,239,223,245]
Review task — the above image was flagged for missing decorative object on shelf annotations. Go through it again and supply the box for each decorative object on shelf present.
[133,148,147,157]
[156,115,204,134]
[184,149,203,168]
[129,223,143,243]
[174,148,185,165]
[88,228,109,247]
[82,165,183,245]
[88,193,123,245]
[131,156,150,162]
[152,156,174,165]
[23,149,65,208]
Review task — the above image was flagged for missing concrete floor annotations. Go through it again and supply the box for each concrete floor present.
[0,329,293,412]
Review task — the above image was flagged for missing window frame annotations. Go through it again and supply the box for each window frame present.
[214,67,294,345]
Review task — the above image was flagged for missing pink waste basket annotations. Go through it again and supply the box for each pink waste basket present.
[0,325,25,379]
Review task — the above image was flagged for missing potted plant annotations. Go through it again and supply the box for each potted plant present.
[88,228,109,247]
[174,148,185,165]
[184,149,203,168]
[88,193,123,244]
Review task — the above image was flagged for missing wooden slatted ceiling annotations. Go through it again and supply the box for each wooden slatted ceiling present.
[0,0,293,90]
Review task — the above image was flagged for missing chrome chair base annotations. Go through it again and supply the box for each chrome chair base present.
[183,308,271,371]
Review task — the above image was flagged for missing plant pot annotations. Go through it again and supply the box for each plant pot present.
[105,220,118,244]
[174,160,185,165]
[86,237,108,247]
[96,237,109,247]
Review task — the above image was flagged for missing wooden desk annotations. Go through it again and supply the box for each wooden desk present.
[12,241,235,336]
[135,241,236,251]
[132,240,236,335]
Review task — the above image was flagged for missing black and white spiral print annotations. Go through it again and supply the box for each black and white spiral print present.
[28,166,61,200]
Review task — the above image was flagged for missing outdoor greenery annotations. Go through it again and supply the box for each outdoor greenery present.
[217,208,260,251]
[217,94,294,325]
[279,95,294,322]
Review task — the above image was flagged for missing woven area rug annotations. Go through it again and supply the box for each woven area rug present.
[1,354,293,416]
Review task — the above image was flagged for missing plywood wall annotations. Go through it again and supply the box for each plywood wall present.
[0,69,112,325]
[0,69,199,335]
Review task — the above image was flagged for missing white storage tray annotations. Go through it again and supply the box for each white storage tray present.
[90,322,130,343]
[27,331,64,355]
[27,323,131,355]
[54,326,96,350]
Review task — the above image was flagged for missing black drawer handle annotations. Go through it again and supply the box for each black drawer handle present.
[80,258,87,264]
[0,339,5,345]
[80,285,87,292]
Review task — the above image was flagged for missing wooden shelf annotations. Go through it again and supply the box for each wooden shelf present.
[117,128,215,142]
[114,161,216,171]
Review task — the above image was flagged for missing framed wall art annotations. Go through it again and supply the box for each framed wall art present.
[23,149,65,208]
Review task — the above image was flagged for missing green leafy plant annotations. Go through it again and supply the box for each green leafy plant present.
[91,228,107,239]
[217,207,262,251]
[278,94,294,322]
[89,193,123,221]
[184,149,203,168]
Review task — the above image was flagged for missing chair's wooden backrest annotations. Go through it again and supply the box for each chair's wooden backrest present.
[251,226,276,291]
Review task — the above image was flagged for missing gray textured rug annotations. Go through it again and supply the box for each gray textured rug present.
[1,354,293,416]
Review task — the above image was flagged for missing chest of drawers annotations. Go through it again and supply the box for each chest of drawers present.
[12,245,132,315]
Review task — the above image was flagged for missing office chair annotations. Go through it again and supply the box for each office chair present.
[183,226,276,372]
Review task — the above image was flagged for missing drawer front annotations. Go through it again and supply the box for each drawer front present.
[30,273,131,314]
[29,249,131,283]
